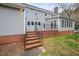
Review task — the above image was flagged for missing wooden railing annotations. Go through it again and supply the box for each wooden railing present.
[35,25,43,45]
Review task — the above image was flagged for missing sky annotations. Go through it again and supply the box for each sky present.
[28,3,60,12]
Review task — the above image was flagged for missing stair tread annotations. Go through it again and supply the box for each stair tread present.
[26,40,40,44]
[26,32,36,35]
[26,36,39,40]
[25,42,42,49]
[27,35,37,36]
[26,35,38,37]
[25,32,42,49]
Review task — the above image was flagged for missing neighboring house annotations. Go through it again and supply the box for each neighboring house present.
[0,3,25,55]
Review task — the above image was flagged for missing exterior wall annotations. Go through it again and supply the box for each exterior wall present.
[0,6,24,36]
[0,34,24,56]
[25,6,75,37]
[25,7,53,32]
[25,8,44,32]
[0,6,25,55]
[58,31,74,36]
[43,30,58,38]
[46,18,58,31]
[43,30,74,37]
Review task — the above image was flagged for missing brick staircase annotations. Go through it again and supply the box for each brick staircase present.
[24,32,42,50]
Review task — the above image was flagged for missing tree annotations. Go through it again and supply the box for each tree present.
[59,3,75,18]
[59,3,79,30]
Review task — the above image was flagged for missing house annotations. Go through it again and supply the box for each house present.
[24,4,75,50]
[25,4,58,50]
[25,4,75,37]
[0,3,25,55]
[0,3,75,56]
[25,4,57,37]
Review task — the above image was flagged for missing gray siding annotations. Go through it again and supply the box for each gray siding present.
[0,6,24,36]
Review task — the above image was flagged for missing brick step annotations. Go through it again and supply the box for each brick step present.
[25,42,42,49]
[26,37,39,41]
[25,39,40,45]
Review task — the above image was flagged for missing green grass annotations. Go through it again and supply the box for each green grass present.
[66,41,79,50]
[41,33,79,56]
[65,33,79,40]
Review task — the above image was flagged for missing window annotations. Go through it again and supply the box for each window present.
[67,20,69,27]
[65,20,67,27]
[45,14,47,16]
[27,21,30,25]
[38,22,41,25]
[69,21,71,27]
[51,20,57,29]
[52,15,53,16]
[26,10,29,13]
[44,23,45,29]
[70,21,72,27]
[51,22,53,29]
[31,21,34,25]
[62,20,64,27]
[54,20,57,28]
[26,9,29,15]
[35,22,38,25]
[62,20,73,28]
[35,12,37,15]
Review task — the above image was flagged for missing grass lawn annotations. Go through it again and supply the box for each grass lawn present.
[41,33,79,56]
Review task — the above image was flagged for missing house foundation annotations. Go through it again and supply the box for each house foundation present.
[0,34,24,56]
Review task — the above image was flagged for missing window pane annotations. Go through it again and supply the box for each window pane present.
[31,21,34,25]
[71,21,72,27]
[62,20,64,27]
[44,23,45,29]
[67,20,69,27]
[27,21,30,25]
[38,22,41,25]
[51,22,53,29]
[54,20,56,28]
[65,20,67,27]
[69,21,71,27]
[35,22,38,25]
[45,14,47,16]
